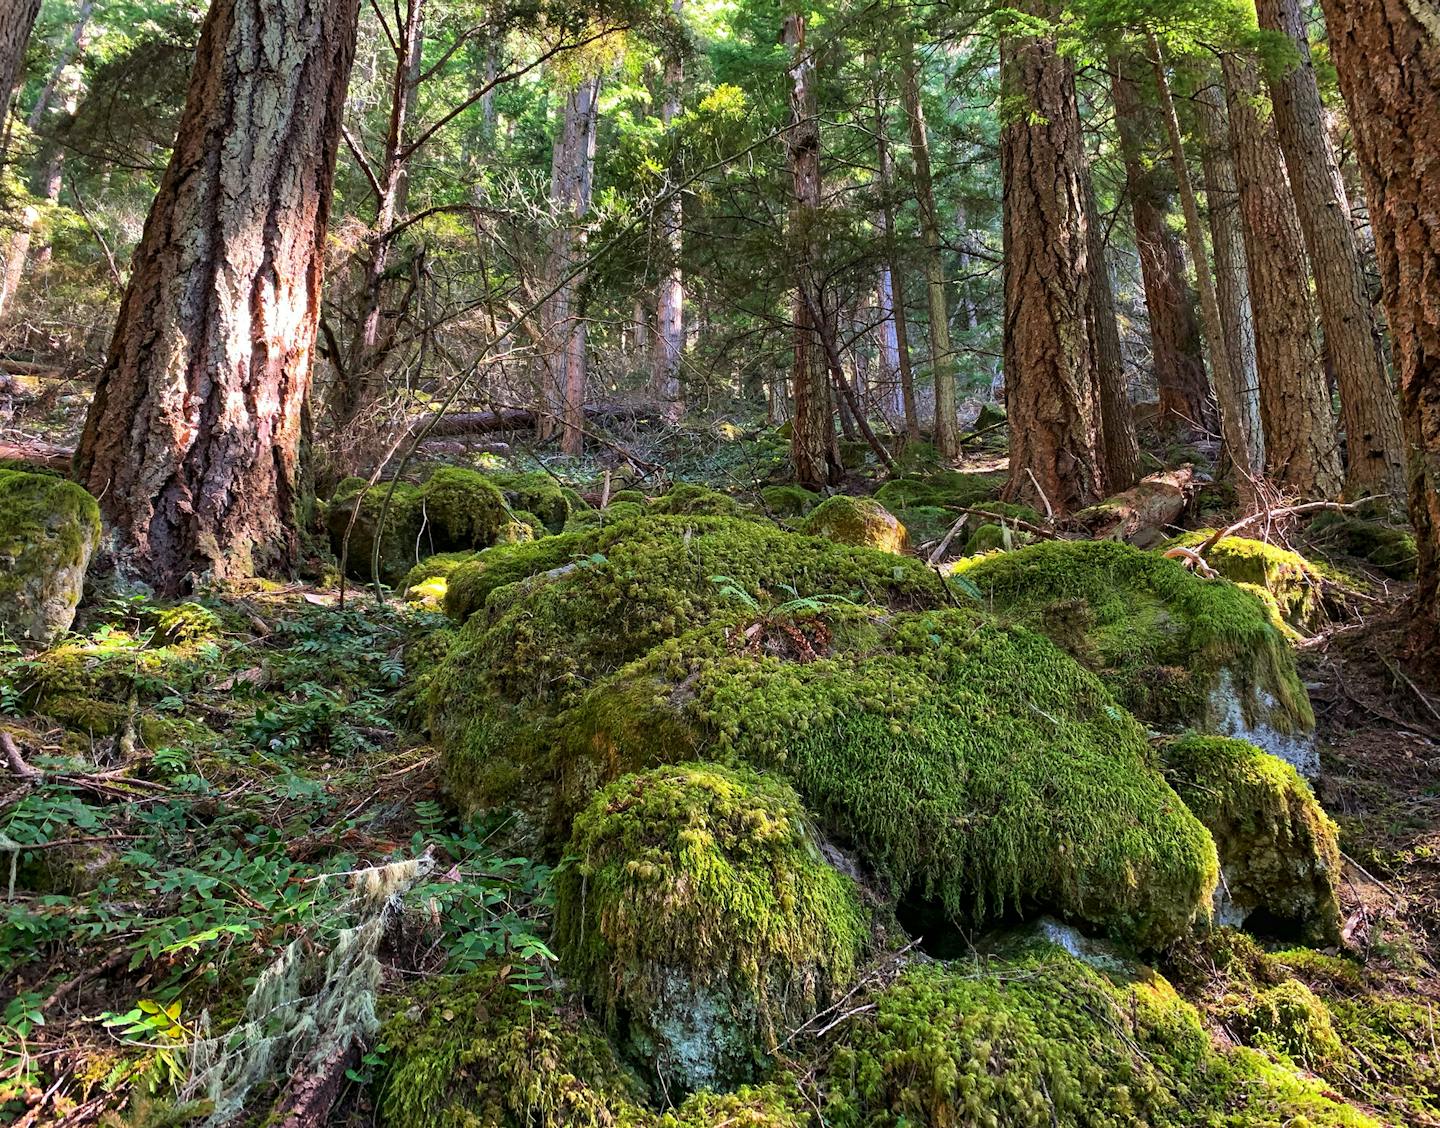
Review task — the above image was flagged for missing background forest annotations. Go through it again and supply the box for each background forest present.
[1,0,1439,1124]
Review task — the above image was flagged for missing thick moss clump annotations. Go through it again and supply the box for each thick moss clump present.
[555,764,868,1093]
[488,469,577,532]
[1160,735,1340,945]
[1167,533,1323,634]
[441,532,591,623]
[400,551,478,607]
[651,483,745,516]
[960,540,1316,773]
[759,484,820,517]
[327,468,511,585]
[0,469,102,646]
[873,470,1004,512]
[551,607,1217,949]
[1224,981,1345,1070]
[378,964,652,1128]
[802,496,909,555]
[825,944,1378,1127]
[1309,510,1418,578]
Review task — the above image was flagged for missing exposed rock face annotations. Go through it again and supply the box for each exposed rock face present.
[0,470,101,646]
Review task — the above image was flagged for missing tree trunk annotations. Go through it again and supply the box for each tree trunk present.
[339,0,424,422]
[541,75,601,454]
[0,0,41,176]
[873,84,919,438]
[785,12,838,490]
[74,0,361,594]
[1110,56,1215,434]
[649,0,684,415]
[1192,73,1265,469]
[1316,0,1440,651]
[1082,165,1140,492]
[899,42,959,460]
[999,7,1103,516]
[1222,52,1342,499]
[1257,0,1406,502]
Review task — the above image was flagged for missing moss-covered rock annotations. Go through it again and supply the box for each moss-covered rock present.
[1224,980,1346,1070]
[959,540,1317,774]
[0,469,102,646]
[1308,511,1419,579]
[378,964,653,1127]
[1160,734,1340,945]
[327,468,511,585]
[546,606,1217,949]
[555,764,869,1092]
[972,401,1007,431]
[1167,533,1324,634]
[430,518,945,818]
[825,943,1378,1127]
[399,551,478,608]
[802,496,908,555]
[488,469,575,532]
[651,483,745,517]
[838,439,870,470]
[759,484,820,517]
[872,470,1005,512]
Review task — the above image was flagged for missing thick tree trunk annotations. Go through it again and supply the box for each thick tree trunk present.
[0,0,41,176]
[999,9,1103,516]
[1222,53,1342,499]
[649,0,684,415]
[1316,0,1440,650]
[873,86,919,438]
[74,0,361,593]
[1110,57,1215,434]
[1082,166,1140,492]
[785,13,838,490]
[899,44,959,460]
[1192,75,1265,469]
[1257,0,1406,502]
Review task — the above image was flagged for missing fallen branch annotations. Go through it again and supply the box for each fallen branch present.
[0,440,73,473]
[408,400,668,438]
[1195,499,1369,558]
[1,732,42,779]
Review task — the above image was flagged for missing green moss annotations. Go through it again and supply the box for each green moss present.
[959,541,1314,756]
[1167,533,1323,634]
[656,1082,808,1126]
[972,402,1007,431]
[488,470,574,532]
[400,551,479,607]
[441,532,593,623]
[378,965,653,1128]
[759,484,820,517]
[328,468,510,585]
[891,506,953,547]
[1308,511,1418,579]
[1159,734,1340,944]
[550,606,1217,949]
[873,470,1004,512]
[151,602,223,645]
[609,489,646,507]
[824,945,1377,1128]
[565,501,647,532]
[1224,981,1345,1070]
[802,496,909,554]
[555,764,869,1091]
[0,469,102,646]
[838,439,870,470]
[651,483,746,517]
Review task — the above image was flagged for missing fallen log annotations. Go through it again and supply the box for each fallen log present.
[409,400,667,438]
[1071,466,1198,546]
[0,441,74,473]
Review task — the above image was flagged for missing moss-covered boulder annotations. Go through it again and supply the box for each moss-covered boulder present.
[824,942,1379,1127]
[555,764,869,1093]
[651,482,745,517]
[1309,511,1418,579]
[759,483,820,517]
[1160,735,1341,945]
[0,469,102,646]
[959,540,1317,775]
[399,551,478,607]
[1168,533,1324,634]
[488,469,577,532]
[546,606,1217,949]
[441,532,593,623]
[802,496,908,554]
[1224,980,1346,1071]
[327,468,512,585]
[873,469,1005,512]
[378,964,653,1127]
[972,401,1007,431]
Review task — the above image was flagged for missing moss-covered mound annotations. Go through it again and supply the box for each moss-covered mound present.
[1160,735,1340,945]
[759,483,820,517]
[378,964,810,1127]
[959,540,1316,773]
[1167,533,1324,634]
[651,482,746,517]
[440,532,593,623]
[824,943,1378,1127]
[0,469,102,646]
[547,607,1217,948]
[802,496,908,554]
[555,764,869,1092]
[487,469,579,532]
[1308,510,1418,578]
[327,468,517,585]
[1224,980,1346,1070]
[872,469,1005,512]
